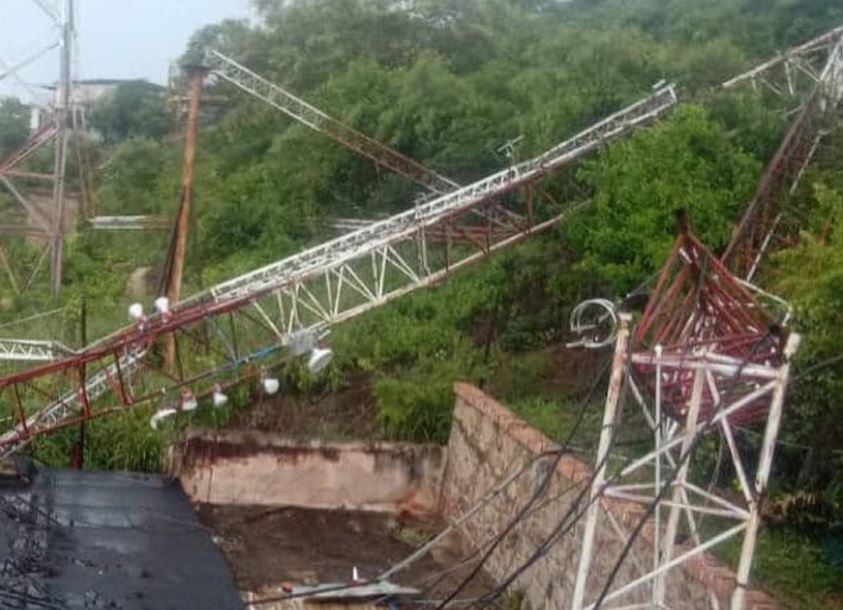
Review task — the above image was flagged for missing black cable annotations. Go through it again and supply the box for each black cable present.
[471,445,617,608]
[432,354,614,610]
[414,476,588,598]
[476,329,777,610]
[467,321,643,609]
[245,448,568,608]
[468,337,640,608]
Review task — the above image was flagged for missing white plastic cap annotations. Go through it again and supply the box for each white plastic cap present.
[262,378,280,395]
[307,348,333,374]
[212,388,229,408]
[181,393,198,412]
[154,296,170,315]
[128,303,144,321]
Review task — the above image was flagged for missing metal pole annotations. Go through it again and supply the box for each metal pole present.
[49,0,72,296]
[76,295,87,468]
[570,313,631,610]
[731,333,800,610]
[165,67,205,371]
[167,68,205,306]
[651,344,663,605]
[654,362,705,607]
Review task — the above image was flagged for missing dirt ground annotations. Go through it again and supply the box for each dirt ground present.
[197,503,494,602]
[226,373,385,441]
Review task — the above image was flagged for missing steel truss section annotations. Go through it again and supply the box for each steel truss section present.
[208,50,522,236]
[0,339,74,362]
[0,0,77,296]
[1,348,146,457]
[722,26,843,102]
[206,49,459,195]
[196,85,677,303]
[571,324,799,610]
[723,30,843,278]
[571,230,800,610]
[88,215,173,231]
[0,85,678,455]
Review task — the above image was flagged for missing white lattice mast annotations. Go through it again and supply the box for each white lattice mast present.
[49,0,74,295]
[0,85,679,456]
[570,229,799,610]
[0,0,77,296]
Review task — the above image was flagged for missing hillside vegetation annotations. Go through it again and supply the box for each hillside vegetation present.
[1,1,842,607]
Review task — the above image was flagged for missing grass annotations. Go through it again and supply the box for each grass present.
[30,393,238,472]
[715,529,843,610]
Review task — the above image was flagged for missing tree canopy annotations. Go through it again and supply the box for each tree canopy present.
[89,80,170,144]
[0,97,29,159]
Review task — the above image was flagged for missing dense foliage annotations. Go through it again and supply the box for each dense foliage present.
[89,80,170,143]
[0,97,29,159]
[1,1,842,606]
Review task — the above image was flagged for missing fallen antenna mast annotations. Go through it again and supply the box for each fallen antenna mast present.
[0,84,679,456]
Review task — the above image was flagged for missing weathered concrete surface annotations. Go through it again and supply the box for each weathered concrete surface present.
[168,429,445,515]
[441,383,783,610]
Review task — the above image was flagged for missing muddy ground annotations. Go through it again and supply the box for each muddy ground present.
[226,374,385,441]
[198,503,494,601]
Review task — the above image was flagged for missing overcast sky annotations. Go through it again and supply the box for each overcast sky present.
[0,0,255,101]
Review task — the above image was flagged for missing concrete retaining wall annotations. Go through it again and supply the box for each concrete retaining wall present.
[168,429,445,515]
[441,383,783,610]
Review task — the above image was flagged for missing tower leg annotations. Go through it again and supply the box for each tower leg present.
[570,314,631,610]
[49,0,73,296]
[654,365,705,607]
[731,334,800,610]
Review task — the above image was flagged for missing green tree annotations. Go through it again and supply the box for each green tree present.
[774,184,843,498]
[89,81,170,143]
[566,105,760,293]
[0,97,30,159]
[96,136,176,215]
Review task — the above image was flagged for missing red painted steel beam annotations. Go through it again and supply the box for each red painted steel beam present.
[722,86,823,274]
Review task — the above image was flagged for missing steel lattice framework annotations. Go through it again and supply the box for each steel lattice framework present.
[0,84,678,456]
[0,339,75,362]
[206,49,459,195]
[723,27,843,278]
[2,26,842,452]
[87,215,173,231]
[571,231,799,610]
[0,0,77,296]
[722,26,843,102]
[205,50,517,238]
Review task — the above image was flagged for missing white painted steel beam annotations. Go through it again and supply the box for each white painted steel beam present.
[190,86,678,310]
[0,339,74,362]
[722,26,843,94]
[88,216,172,230]
[0,85,679,458]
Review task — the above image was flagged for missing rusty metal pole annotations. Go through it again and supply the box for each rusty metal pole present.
[70,294,87,469]
[168,67,206,306]
[165,67,206,372]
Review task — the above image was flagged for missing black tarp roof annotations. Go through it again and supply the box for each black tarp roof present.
[1,463,243,610]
